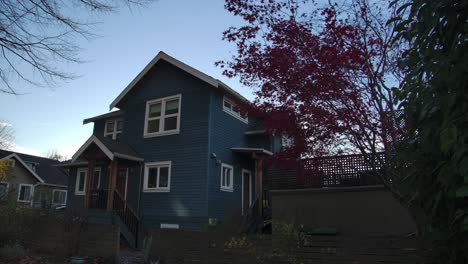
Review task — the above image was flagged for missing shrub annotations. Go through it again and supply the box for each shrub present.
[0,200,35,246]
[0,243,26,259]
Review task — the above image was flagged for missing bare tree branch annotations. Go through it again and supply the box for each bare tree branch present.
[0,0,156,94]
[0,121,14,150]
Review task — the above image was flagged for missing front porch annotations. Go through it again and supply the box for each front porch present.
[70,135,143,248]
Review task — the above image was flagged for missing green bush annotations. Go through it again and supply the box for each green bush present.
[0,199,35,246]
[0,243,27,259]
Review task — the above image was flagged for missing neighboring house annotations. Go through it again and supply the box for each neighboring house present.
[59,51,281,248]
[0,150,68,209]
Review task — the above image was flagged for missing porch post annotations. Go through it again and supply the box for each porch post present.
[255,157,264,217]
[84,159,95,209]
[107,160,118,211]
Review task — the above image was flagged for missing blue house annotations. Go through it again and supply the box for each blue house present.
[60,52,280,247]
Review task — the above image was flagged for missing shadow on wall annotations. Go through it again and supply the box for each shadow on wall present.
[271,185,417,236]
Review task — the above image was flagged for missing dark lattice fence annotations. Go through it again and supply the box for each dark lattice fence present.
[266,153,387,190]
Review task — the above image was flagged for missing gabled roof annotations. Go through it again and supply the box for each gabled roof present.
[71,135,143,162]
[109,51,249,110]
[0,150,68,186]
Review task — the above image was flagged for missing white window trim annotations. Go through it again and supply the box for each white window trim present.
[223,96,248,124]
[220,163,234,192]
[0,181,9,200]
[52,189,67,206]
[160,223,179,229]
[143,94,182,138]
[17,183,34,203]
[104,119,124,140]
[75,168,87,195]
[143,161,172,192]
[94,167,101,189]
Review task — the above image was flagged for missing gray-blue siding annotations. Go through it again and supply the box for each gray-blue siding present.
[207,89,256,224]
[116,61,211,230]
[70,60,276,231]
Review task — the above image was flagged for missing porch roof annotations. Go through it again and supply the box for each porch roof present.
[231,147,273,156]
[71,135,143,162]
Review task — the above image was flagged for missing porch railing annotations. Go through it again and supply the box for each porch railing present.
[113,190,139,240]
[239,195,262,234]
[89,189,108,209]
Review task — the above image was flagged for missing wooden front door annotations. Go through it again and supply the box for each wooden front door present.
[242,170,253,215]
[116,167,128,200]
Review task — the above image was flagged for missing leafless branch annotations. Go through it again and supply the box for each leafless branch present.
[0,0,156,94]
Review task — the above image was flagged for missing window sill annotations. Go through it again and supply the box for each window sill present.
[220,187,234,192]
[143,189,170,193]
[143,130,180,138]
[75,192,85,196]
[17,200,31,203]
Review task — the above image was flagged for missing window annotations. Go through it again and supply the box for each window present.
[75,167,101,194]
[0,182,9,200]
[25,161,38,172]
[160,223,179,229]
[143,161,171,192]
[223,97,248,123]
[75,168,87,195]
[144,95,181,137]
[220,163,234,192]
[105,119,123,140]
[92,167,101,190]
[17,184,33,203]
[52,189,67,206]
[281,135,294,148]
[5,159,15,167]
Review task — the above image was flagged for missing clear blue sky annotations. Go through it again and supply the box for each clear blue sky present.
[0,0,253,158]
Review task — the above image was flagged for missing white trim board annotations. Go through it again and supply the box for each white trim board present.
[0,154,45,183]
[109,51,249,110]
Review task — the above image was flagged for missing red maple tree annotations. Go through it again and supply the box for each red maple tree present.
[218,0,406,192]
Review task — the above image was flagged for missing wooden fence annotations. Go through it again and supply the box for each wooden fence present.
[149,229,425,264]
[266,153,387,190]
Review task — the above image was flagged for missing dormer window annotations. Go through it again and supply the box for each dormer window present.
[144,94,181,137]
[105,119,123,140]
[5,159,15,167]
[223,97,248,123]
[25,161,38,172]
